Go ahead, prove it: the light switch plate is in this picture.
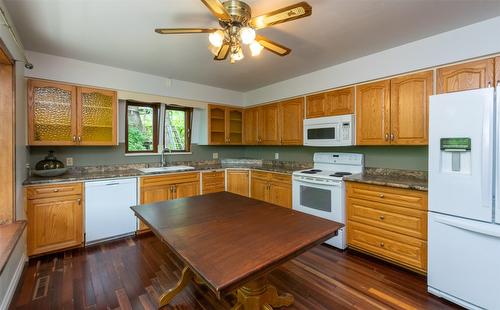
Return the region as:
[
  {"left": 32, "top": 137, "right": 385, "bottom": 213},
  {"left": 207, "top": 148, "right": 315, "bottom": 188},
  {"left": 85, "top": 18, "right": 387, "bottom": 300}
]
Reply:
[
  {"left": 213, "top": 153, "right": 219, "bottom": 159},
  {"left": 275, "top": 153, "right": 279, "bottom": 160},
  {"left": 66, "top": 157, "right": 74, "bottom": 167}
]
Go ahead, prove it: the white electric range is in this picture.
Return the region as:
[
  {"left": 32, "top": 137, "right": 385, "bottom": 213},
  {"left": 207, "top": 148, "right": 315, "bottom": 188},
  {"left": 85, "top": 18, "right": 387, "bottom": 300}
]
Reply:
[{"left": 292, "top": 153, "right": 364, "bottom": 249}]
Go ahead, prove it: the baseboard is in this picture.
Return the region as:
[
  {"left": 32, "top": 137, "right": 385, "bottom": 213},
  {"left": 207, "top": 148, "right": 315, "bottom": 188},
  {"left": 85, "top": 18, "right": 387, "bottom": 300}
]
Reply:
[{"left": 0, "top": 253, "right": 27, "bottom": 310}]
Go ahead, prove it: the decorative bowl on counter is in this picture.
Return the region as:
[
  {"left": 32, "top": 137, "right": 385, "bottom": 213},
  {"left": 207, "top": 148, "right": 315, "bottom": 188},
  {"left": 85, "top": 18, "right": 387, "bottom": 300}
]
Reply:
[{"left": 32, "top": 167, "right": 69, "bottom": 177}]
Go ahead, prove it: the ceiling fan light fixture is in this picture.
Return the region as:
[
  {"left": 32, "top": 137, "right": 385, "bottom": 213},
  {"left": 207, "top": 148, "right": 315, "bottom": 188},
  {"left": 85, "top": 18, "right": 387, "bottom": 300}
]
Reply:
[
  {"left": 230, "top": 47, "right": 244, "bottom": 63},
  {"left": 249, "top": 40, "right": 264, "bottom": 56},
  {"left": 208, "top": 30, "right": 224, "bottom": 47},
  {"left": 240, "top": 27, "right": 256, "bottom": 45},
  {"left": 208, "top": 43, "right": 221, "bottom": 56}
]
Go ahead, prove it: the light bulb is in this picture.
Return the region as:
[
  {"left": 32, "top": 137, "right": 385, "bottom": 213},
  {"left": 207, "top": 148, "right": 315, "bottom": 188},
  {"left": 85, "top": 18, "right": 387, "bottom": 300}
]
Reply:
[
  {"left": 231, "top": 48, "right": 244, "bottom": 61},
  {"left": 209, "top": 30, "right": 224, "bottom": 47},
  {"left": 240, "top": 27, "right": 255, "bottom": 45},
  {"left": 208, "top": 43, "right": 220, "bottom": 56},
  {"left": 249, "top": 41, "right": 264, "bottom": 56}
]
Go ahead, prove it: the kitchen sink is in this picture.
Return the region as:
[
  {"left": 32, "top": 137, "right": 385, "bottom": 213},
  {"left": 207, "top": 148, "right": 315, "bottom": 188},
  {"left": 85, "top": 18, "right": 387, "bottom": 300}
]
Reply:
[{"left": 138, "top": 166, "right": 195, "bottom": 173}]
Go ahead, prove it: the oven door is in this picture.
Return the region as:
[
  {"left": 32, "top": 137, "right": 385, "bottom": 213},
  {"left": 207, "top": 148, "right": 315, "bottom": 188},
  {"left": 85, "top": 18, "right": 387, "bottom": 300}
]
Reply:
[
  {"left": 303, "top": 123, "right": 340, "bottom": 146},
  {"left": 292, "top": 177, "right": 343, "bottom": 223}
]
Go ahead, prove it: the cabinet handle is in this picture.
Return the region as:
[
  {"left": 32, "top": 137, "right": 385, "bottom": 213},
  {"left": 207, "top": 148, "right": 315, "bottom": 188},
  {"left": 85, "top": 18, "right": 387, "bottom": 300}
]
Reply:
[
  {"left": 72, "top": 135, "right": 77, "bottom": 142},
  {"left": 379, "top": 194, "right": 384, "bottom": 198},
  {"left": 488, "top": 81, "right": 492, "bottom": 88},
  {"left": 78, "top": 136, "right": 82, "bottom": 142},
  {"left": 77, "top": 198, "right": 81, "bottom": 205},
  {"left": 390, "top": 133, "right": 395, "bottom": 141},
  {"left": 497, "top": 80, "right": 500, "bottom": 87},
  {"left": 380, "top": 242, "right": 385, "bottom": 247},
  {"left": 53, "top": 189, "right": 60, "bottom": 192},
  {"left": 379, "top": 215, "right": 385, "bottom": 220},
  {"left": 384, "top": 133, "right": 389, "bottom": 141}
]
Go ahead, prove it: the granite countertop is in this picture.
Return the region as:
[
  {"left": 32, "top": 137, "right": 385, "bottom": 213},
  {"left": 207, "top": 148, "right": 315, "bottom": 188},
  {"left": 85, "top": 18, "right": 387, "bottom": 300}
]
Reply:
[
  {"left": 343, "top": 168, "right": 428, "bottom": 191},
  {"left": 23, "top": 160, "right": 313, "bottom": 185}
]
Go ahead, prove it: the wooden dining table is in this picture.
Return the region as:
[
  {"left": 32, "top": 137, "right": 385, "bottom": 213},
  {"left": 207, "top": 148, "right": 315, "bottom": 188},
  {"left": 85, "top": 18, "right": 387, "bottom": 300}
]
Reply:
[{"left": 131, "top": 191, "right": 343, "bottom": 310}]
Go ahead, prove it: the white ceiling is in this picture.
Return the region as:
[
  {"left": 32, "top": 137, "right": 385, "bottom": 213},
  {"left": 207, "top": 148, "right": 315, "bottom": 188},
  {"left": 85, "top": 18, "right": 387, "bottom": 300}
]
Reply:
[{"left": 5, "top": 0, "right": 500, "bottom": 92}]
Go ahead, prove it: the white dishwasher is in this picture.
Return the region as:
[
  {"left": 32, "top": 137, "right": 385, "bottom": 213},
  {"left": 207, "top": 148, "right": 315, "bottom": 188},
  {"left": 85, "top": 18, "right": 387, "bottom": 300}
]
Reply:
[{"left": 85, "top": 178, "right": 138, "bottom": 245}]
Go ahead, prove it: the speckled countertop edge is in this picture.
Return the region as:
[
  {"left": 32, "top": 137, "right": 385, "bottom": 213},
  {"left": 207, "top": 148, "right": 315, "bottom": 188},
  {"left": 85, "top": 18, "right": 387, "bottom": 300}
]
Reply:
[{"left": 343, "top": 168, "right": 428, "bottom": 191}]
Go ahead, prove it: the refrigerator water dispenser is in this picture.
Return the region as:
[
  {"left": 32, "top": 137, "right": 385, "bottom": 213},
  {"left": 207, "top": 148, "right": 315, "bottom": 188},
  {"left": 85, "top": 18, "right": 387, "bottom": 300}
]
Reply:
[{"left": 440, "top": 138, "right": 471, "bottom": 173}]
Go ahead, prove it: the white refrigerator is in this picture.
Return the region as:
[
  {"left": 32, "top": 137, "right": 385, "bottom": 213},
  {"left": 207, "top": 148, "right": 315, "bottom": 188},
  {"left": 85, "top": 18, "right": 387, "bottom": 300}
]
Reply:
[{"left": 428, "top": 88, "right": 500, "bottom": 310}]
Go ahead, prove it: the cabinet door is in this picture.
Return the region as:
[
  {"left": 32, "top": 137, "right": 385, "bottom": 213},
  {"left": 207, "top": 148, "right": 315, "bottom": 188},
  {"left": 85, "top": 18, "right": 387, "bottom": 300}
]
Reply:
[
  {"left": 243, "top": 108, "right": 259, "bottom": 144},
  {"left": 279, "top": 98, "right": 304, "bottom": 145},
  {"left": 27, "top": 195, "right": 83, "bottom": 256},
  {"left": 139, "top": 185, "right": 172, "bottom": 231},
  {"left": 227, "top": 170, "right": 249, "bottom": 197},
  {"left": 251, "top": 177, "right": 268, "bottom": 202},
  {"left": 305, "top": 93, "right": 326, "bottom": 118},
  {"left": 258, "top": 103, "right": 280, "bottom": 145},
  {"left": 227, "top": 108, "right": 243, "bottom": 144},
  {"left": 390, "top": 71, "right": 433, "bottom": 145},
  {"left": 496, "top": 56, "right": 500, "bottom": 87},
  {"left": 437, "top": 58, "right": 494, "bottom": 94},
  {"left": 356, "top": 80, "right": 391, "bottom": 145},
  {"left": 269, "top": 182, "right": 292, "bottom": 208},
  {"left": 325, "top": 87, "right": 355, "bottom": 116},
  {"left": 28, "top": 80, "right": 78, "bottom": 145},
  {"left": 208, "top": 105, "right": 227, "bottom": 144},
  {"left": 77, "top": 87, "right": 117, "bottom": 145},
  {"left": 174, "top": 181, "right": 200, "bottom": 199}
]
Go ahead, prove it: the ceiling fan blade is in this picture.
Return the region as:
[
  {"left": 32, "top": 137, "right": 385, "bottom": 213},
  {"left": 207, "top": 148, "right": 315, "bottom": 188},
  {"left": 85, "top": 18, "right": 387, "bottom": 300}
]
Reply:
[
  {"left": 255, "top": 35, "right": 291, "bottom": 56},
  {"left": 200, "top": 0, "right": 232, "bottom": 22},
  {"left": 155, "top": 28, "right": 219, "bottom": 34},
  {"left": 214, "top": 43, "right": 230, "bottom": 61},
  {"left": 249, "top": 2, "right": 312, "bottom": 29}
]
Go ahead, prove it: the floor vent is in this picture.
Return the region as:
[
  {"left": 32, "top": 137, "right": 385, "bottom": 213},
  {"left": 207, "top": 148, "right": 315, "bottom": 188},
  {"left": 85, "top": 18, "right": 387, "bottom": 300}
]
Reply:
[{"left": 32, "top": 275, "right": 50, "bottom": 300}]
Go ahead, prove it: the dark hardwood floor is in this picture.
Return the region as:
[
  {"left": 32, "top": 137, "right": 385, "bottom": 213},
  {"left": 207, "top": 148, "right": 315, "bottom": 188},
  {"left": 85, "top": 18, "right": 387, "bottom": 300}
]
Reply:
[{"left": 10, "top": 233, "right": 461, "bottom": 310}]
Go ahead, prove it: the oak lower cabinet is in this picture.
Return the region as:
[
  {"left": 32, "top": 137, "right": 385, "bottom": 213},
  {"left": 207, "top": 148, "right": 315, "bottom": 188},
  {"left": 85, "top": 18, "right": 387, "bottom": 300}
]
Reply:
[
  {"left": 437, "top": 58, "right": 495, "bottom": 94},
  {"left": 356, "top": 71, "right": 433, "bottom": 146},
  {"left": 139, "top": 172, "right": 200, "bottom": 231},
  {"left": 250, "top": 171, "right": 292, "bottom": 208},
  {"left": 201, "top": 170, "right": 225, "bottom": 194},
  {"left": 346, "top": 182, "right": 428, "bottom": 274},
  {"left": 26, "top": 182, "right": 84, "bottom": 256},
  {"left": 226, "top": 169, "right": 249, "bottom": 197}
]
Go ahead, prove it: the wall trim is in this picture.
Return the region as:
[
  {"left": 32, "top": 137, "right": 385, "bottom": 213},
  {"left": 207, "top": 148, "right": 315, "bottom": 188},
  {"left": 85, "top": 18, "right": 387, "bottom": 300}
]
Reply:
[{"left": 0, "top": 252, "right": 27, "bottom": 310}]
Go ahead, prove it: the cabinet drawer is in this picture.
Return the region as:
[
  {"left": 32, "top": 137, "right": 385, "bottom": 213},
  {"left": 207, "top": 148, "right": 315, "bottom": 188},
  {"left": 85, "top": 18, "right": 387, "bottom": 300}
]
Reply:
[
  {"left": 346, "top": 182, "right": 427, "bottom": 211},
  {"left": 347, "top": 197, "right": 427, "bottom": 239},
  {"left": 251, "top": 170, "right": 270, "bottom": 180},
  {"left": 202, "top": 184, "right": 225, "bottom": 194},
  {"left": 141, "top": 172, "right": 200, "bottom": 187},
  {"left": 269, "top": 172, "right": 291, "bottom": 184},
  {"left": 202, "top": 171, "right": 225, "bottom": 184},
  {"left": 347, "top": 221, "right": 427, "bottom": 272},
  {"left": 26, "top": 182, "right": 83, "bottom": 199}
]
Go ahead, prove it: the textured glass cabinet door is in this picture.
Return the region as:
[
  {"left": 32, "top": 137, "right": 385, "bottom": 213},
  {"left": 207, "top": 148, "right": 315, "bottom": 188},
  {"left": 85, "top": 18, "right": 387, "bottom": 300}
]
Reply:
[
  {"left": 28, "top": 80, "right": 77, "bottom": 145},
  {"left": 77, "top": 87, "right": 117, "bottom": 145}
]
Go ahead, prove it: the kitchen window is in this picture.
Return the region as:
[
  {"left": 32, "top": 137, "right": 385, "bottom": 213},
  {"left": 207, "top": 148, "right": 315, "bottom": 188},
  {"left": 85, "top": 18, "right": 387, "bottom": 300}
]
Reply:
[
  {"left": 164, "top": 106, "right": 192, "bottom": 152},
  {"left": 125, "top": 101, "right": 159, "bottom": 153}
]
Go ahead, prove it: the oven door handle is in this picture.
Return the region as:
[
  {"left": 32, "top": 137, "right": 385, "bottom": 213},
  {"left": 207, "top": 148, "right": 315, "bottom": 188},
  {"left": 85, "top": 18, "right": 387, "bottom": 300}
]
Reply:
[{"left": 294, "top": 178, "right": 342, "bottom": 187}]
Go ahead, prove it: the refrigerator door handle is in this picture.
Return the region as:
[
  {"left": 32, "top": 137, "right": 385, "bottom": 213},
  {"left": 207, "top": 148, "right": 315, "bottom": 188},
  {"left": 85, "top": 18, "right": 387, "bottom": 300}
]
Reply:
[
  {"left": 434, "top": 215, "right": 500, "bottom": 238},
  {"left": 481, "top": 95, "right": 494, "bottom": 210}
]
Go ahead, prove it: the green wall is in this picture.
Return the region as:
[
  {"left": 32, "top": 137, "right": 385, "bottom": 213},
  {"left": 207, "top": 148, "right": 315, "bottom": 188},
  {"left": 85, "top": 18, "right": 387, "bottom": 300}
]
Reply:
[{"left": 29, "top": 144, "right": 428, "bottom": 171}]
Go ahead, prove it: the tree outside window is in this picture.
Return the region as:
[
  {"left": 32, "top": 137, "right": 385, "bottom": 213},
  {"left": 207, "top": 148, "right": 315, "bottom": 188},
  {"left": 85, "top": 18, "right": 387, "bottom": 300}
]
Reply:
[
  {"left": 126, "top": 101, "right": 159, "bottom": 153},
  {"left": 164, "top": 106, "right": 192, "bottom": 152}
]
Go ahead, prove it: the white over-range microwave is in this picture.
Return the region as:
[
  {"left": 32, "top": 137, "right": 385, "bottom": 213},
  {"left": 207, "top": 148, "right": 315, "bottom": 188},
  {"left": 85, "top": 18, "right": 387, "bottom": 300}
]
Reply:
[{"left": 303, "top": 114, "right": 355, "bottom": 146}]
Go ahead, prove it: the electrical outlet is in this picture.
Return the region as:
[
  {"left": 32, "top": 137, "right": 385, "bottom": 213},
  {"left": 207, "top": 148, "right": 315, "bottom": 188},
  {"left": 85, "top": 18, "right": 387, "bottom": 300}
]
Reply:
[
  {"left": 274, "top": 153, "right": 279, "bottom": 160},
  {"left": 213, "top": 152, "right": 219, "bottom": 159},
  {"left": 66, "top": 157, "right": 74, "bottom": 167}
]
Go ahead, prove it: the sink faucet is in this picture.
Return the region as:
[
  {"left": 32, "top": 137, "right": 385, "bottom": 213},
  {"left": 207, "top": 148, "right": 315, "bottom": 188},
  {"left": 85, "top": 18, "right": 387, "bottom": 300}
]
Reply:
[{"left": 160, "top": 148, "right": 171, "bottom": 167}]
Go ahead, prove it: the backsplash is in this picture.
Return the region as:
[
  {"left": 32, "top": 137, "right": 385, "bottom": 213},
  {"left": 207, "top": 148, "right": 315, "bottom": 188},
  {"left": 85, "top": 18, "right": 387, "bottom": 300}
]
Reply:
[{"left": 29, "top": 144, "right": 428, "bottom": 171}]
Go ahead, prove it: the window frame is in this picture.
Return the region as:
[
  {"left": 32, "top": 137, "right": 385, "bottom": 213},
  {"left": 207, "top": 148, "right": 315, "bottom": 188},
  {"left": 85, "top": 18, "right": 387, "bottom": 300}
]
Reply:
[
  {"left": 163, "top": 105, "right": 193, "bottom": 153},
  {"left": 125, "top": 100, "right": 159, "bottom": 154}
]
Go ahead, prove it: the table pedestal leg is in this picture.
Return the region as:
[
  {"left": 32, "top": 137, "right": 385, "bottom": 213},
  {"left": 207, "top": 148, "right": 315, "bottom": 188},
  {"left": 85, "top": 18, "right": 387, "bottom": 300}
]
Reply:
[
  {"left": 158, "top": 266, "right": 194, "bottom": 308},
  {"left": 231, "top": 276, "right": 294, "bottom": 310}
]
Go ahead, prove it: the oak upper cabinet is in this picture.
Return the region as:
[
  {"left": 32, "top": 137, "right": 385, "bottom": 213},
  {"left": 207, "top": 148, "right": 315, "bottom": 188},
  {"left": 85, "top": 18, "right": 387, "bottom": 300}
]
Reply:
[
  {"left": 28, "top": 80, "right": 78, "bottom": 145},
  {"left": 227, "top": 169, "right": 249, "bottom": 197},
  {"left": 28, "top": 79, "right": 117, "bottom": 146},
  {"left": 279, "top": 98, "right": 304, "bottom": 145},
  {"left": 356, "top": 80, "right": 391, "bottom": 145},
  {"left": 390, "top": 71, "right": 433, "bottom": 145},
  {"left": 26, "top": 183, "right": 83, "bottom": 256},
  {"left": 77, "top": 87, "right": 117, "bottom": 145},
  {"left": 496, "top": 56, "right": 500, "bottom": 87},
  {"left": 208, "top": 104, "right": 243, "bottom": 145},
  {"left": 243, "top": 107, "right": 259, "bottom": 144},
  {"left": 437, "top": 58, "right": 494, "bottom": 94},
  {"left": 306, "top": 87, "right": 354, "bottom": 118},
  {"left": 258, "top": 103, "right": 280, "bottom": 145}
]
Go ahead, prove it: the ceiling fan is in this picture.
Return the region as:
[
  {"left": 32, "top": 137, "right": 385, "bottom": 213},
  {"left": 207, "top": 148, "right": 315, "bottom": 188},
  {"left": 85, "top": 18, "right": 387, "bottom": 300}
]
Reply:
[{"left": 155, "top": 0, "right": 312, "bottom": 63}]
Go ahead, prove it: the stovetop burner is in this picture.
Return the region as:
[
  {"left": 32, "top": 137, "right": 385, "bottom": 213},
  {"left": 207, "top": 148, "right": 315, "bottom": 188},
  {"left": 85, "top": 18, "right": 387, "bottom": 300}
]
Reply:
[
  {"left": 330, "top": 172, "right": 353, "bottom": 177},
  {"left": 301, "top": 169, "right": 322, "bottom": 174}
]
